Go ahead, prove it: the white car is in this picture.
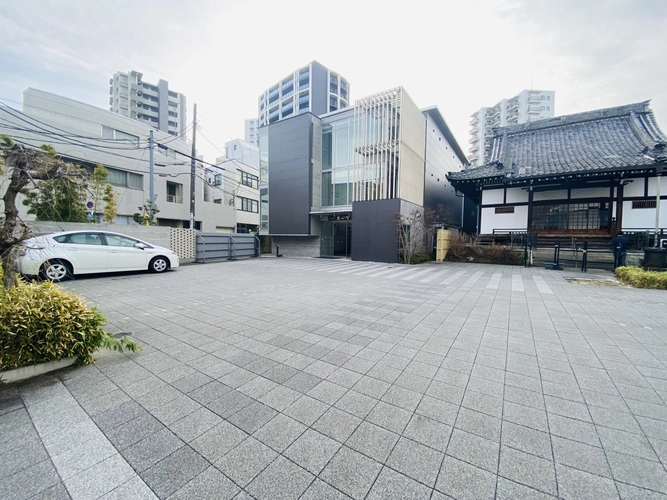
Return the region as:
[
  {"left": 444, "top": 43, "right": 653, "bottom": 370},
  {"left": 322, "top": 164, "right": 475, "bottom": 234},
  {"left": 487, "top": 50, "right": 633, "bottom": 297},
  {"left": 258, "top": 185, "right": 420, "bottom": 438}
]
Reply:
[{"left": 19, "top": 231, "right": 180, "bottom": 281}]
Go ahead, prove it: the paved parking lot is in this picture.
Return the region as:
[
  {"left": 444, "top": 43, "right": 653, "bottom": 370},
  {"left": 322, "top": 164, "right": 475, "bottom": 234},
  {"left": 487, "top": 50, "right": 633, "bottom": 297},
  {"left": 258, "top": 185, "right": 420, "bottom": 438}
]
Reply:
[{"left": 2, "top": 258, "right": 667, "bottom": 499}]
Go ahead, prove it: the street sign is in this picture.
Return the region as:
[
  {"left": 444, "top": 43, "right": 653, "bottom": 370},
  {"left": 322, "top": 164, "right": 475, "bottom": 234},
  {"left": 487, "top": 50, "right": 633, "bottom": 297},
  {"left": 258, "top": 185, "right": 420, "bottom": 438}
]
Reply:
[{"left": 86, "top": 201, "right": 94, "bottom": 209}]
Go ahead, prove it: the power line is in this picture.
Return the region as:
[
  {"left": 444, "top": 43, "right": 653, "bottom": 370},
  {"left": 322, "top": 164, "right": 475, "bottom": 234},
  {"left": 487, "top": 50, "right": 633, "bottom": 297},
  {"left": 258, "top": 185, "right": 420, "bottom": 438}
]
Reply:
[{"left": 2, "top": 114, "right": 247, "bottom": 189}]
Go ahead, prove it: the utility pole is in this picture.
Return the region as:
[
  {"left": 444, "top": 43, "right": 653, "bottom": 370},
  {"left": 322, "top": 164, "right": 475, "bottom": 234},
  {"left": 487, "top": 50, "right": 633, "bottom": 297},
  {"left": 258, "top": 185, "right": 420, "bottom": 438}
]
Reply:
[
  {"left": 190, "top": 104, "right": 197, "bottom": 229},
  {"left": 148, "top": 129, "right": 155, "bottom": 222}
]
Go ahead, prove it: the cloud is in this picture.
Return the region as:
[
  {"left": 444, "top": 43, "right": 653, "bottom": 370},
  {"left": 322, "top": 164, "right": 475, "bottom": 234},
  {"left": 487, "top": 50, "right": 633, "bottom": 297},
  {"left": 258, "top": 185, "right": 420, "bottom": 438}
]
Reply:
[{"left": 1, "top": 0, "right": 666, "bottom": 163}]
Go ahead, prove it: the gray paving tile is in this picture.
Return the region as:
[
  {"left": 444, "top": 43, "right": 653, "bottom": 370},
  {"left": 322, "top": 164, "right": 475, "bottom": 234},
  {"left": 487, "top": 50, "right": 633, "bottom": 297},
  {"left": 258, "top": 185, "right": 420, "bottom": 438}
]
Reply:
[
  {"left": 320, "top": 446, "right": 382, "bottom": 500},
  {"left": 606, "top": 450, "right": 667, "bottom": 494},
  {"left": 215, "top": 437, "right": 277, "bottom": 487},
  {"left": 283, "top": 395, "right": 329, "bottom": 426},
  {"left": 403, "top": 413, "right": 452, "bottom": 452},
  {"left": 313, "top": 407, "right": 362, "bottom": 443},
  {"left": 347, "top": 421, "right": 399, "bottom": 462},
  {"left": 252, "top": 413, "right": 306, "bottom": 453},
  {"left": 552, "top": 436, "right": 612, "bottom": 478},
  {"left": 64, "top": 454, "right": 136, "bottom": 500},
  {"left": 122, "top": 428, "right": 184, "bottom": 472},
  {"left": 284, "top": 371, "right": 323, "bottom": 393},
  {"left": 141, "top": 446, "right": 209, "bottom": 499},
  {"left": 334, "top": 390, "right": 378, "bottom": 418},
  {"left": 501, "top": 420, "right": 552, "bottom": 459},
  {"left": 366, "top": 467, "right": 432, "bottom": 499},
  {"left": 169, "top": 407, "right": 222, "bottom": 442},
  {"left": 455, "top": 406, "right": 502, "bottom": 442},
  {"left": 0, "top": 459, "right": 61, "bottom": 500},
  {"left": 258, "top": 385, "right": 301, "bottom": 411},
  {"left": 386, "top": 437, "right": 443, "bottom": 487},
  {"left": 301, "top": 479, "right": 352, "bottom": 500},
  {"left": 307, "top": 380, "right": 347, "bottom": 405},
  {"left": 227, "top": 400, "right": 278, "bottom": 434},
  {"left": 446, "top": 429, "right": 500, "bottom": 474},
  {"left": 246, "top": 456, "right": 314, "bottom": 500},
  {"left": 495, "top": 477, "right": 557, "bottom": 499},
  {"left": 415, "top": 395, "right": 459, "bottom": 425},
  {"left": 105, "top": 413, "right": 164, "bottom": 450},
  {"left": 98, "top": 475, "right": 157, "bottom": 499},
  {"left": 555, "top": 463, "right": 620, "bottom": 500},
  {"left": 284, "top": 428, "right": 341, "bottom": 474},
  {"left": 435, "top": 455, "right": 496, "bottom": 500},
  {"left": 190, "top": 421, "right": 248, "bottom": 462},
  {"left": 207, "top": 390, "right": 253, "bottom": 418},
  {"left": 499, "top": 445, "right": 557, "bottom": 495},
  {"left": 366, "top": 401, "right": 412, "bottom": 434},
  {"left": 0, "top": 437, "right": 48, "bottom": 479}
]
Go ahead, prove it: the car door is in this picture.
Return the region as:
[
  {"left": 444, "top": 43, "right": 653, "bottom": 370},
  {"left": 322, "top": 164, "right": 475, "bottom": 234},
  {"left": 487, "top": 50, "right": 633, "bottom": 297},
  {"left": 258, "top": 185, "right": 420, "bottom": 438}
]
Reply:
[
  {"left": 61, "top": 232, "right": 108, "bottom": 273},
  {"left": 103, "top": 234, "right": 149, "bottom": 271}
]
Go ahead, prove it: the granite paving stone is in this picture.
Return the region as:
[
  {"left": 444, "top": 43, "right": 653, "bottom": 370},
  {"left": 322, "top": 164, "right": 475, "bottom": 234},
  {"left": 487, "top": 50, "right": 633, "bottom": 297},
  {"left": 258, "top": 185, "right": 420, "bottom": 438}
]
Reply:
[
  {"left": 320, "top": 446, "right": 383, "bottom": 499},
  {"left": 284, "top": 428, "right": 341, "bottom": 474},
  {"left": 215, "top": 437, "right": 278, "bottom": 487},
  {"left": 4, "top": 259, "right": 667, "bottom": 499}
]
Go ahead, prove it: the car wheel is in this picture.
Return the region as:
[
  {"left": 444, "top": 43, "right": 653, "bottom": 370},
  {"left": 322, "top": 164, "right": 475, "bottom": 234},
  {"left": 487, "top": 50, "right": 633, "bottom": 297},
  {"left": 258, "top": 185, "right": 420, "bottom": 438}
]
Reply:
[
  {"left": 149, "top": 256, "right": 169, "bottom": 273},
  {"left": 40, "top": 260, "right": 72, "bottom": 282}
]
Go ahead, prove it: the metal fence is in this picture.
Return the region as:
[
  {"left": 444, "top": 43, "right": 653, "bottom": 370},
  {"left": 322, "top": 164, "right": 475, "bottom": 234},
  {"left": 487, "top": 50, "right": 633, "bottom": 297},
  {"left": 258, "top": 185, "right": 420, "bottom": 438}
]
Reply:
[{"left": 195, "top": 233, "right": 260, "bottom": 263}]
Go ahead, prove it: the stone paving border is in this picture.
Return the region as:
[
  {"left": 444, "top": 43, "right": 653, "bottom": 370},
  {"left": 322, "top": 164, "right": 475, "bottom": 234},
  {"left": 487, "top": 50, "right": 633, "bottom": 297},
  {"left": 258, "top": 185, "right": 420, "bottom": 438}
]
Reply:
[{"left": 1, "top": 259, "right": 667, "bottom": 499}]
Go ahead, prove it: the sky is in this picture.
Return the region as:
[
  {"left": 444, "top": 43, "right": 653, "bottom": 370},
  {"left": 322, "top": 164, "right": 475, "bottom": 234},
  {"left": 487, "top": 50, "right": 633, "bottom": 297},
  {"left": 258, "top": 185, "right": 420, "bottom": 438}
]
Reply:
[{"left": 2, "top": 0, "right": 667, "bottom": 164}]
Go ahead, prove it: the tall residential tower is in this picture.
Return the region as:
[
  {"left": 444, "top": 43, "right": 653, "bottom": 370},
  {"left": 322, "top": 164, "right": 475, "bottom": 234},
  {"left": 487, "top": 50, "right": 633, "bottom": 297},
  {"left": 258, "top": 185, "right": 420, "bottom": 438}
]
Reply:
[
  {"left": 469, "top": 89, "right": 555, "bottom": 167},
  {"left": 258, "top": 61, "right": 349, "bottom": 126},
  {"left": 109, "top": 70, "right": 187, "bottom": 138}
]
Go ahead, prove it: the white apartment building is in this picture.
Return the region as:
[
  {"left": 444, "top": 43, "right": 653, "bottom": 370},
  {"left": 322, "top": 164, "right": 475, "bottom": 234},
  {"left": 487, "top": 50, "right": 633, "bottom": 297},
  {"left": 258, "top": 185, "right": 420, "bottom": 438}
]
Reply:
[
  {"left": 225, "top": 139, "right": 259, "bottom": 169},
  {"left": 213, "top": 157, "right": 260, "bottom": 233},
  {"left": 1, "top": 88, "right": 235, "bottom": 232},
  {"left": 109, "top": 70, "right": 187, "bottom": 138},
  {"left": 245, "top": 119, "right": 259, "bottom": 146},
  {"left": 258, "top": 61, "right": 349, "bottom": 127},
  {"left": 469, "top": 89, "right": 555, "bottom": 167}
]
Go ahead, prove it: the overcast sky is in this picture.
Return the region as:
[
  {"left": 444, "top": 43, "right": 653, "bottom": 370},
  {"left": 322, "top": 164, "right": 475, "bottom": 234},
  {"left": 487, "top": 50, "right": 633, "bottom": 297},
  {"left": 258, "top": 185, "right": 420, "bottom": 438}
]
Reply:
[{"left": 2, "top": 0, "right": 666, "bottom": 163}]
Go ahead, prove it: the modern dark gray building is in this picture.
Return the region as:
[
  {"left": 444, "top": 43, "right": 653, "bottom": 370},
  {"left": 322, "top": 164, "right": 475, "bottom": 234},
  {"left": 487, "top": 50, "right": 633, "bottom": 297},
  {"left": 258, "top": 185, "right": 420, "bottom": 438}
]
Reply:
[
  {"left": 259, "top": 86, "right": 468, "bottom": 263},
  {"left": 258, "top": 61, "right": 349, "bottom": 127}
]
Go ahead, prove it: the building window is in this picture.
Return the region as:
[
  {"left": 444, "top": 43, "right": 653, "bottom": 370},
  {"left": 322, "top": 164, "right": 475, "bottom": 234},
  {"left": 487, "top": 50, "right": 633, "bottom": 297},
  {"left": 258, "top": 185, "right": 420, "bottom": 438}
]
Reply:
[
  {"left": 546, "top": 106, "right": 551, "bottom": 111},
  {"left": 541, "top": 95, "right": 545, "bottom": 100},
  {"left": 632, "top": 199, "right": 657, "bottom": 209},
  {"left": 235, "top": 196, "right": 259, "bottom": 213},
  {"left": 101, "top": 127, "right": 140, "bottom": 147},
  {"left": 238, "top": 170, "right": 258, "bottom": 189},
  {"left": 547, "top": 95, "right": 551, "bottom": 101},
  {"left": 166, "top": 182, "right": 183, "bottom": 203},
  {"left": 97, "top": 166, "right": 143, "bottom": 190},
  {"left": 495, "top": 206, "right": 515, "bottom": 214}
]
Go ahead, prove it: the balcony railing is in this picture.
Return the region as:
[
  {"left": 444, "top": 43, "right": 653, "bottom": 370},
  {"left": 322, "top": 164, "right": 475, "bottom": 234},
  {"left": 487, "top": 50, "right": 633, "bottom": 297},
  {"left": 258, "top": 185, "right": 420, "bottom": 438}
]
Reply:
[{"left": 167, "top": 195, "right": 183, "bottom": 203}]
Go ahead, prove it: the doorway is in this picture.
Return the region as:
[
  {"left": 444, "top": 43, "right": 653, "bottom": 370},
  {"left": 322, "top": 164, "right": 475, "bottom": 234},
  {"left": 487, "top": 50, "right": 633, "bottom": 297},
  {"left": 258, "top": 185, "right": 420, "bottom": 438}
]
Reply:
[{"left": 321, "top": 220, "right": 352, "bottom": 257}]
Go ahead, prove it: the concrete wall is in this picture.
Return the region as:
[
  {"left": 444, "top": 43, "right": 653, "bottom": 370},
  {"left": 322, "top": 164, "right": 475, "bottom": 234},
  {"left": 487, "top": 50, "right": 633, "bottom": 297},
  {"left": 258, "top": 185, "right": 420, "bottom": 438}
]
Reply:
[
  {"left": 272, "top": 236, "right": 320, "bottom": 258},
  {"left": 424, "top": 113, "right": 464, "bottom": 226},
  {"left": 351, "top": 199, "right": 401, "bottom": 263},
  {"left": 29, "top": 221, "right": 172, "bottom": 249}
]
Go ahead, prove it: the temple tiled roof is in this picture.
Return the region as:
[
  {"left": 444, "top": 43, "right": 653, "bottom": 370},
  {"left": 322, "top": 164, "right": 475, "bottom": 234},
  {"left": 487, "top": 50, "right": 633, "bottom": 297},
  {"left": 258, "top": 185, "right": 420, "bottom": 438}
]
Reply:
[{"left": 450, "top": 101, "right": 667, "bottom": 182}]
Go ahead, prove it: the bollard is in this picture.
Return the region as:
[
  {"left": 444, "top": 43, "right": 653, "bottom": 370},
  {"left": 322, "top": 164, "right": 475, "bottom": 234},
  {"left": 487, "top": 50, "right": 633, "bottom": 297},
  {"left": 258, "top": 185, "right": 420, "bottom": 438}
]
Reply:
[{"left": 276, "top": 245, "right": 282, "bottom": 258}]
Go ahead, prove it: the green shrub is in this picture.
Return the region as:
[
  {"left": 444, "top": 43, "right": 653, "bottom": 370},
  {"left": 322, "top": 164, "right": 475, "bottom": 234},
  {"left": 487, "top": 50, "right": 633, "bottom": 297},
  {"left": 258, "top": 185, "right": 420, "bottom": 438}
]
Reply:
[
  {"left": 615, "top": 266, "right": 667, "bottom": 290},
  {"left": 0, "top": 276, "right": 140, "bottom": 371},
  {"left": 410, "top": 253, "right": 431, "bottom": 264}
]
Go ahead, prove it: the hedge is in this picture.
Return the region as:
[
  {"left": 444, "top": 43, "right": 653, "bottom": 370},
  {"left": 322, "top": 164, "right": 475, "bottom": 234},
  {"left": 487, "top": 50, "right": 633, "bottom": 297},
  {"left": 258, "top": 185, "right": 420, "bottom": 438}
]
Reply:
[
  {"left": 0, "top": 269, "right": 140, "bottom": 371},
  {"left": 615, "top": 266, "right": 667, "bottom": 290}
]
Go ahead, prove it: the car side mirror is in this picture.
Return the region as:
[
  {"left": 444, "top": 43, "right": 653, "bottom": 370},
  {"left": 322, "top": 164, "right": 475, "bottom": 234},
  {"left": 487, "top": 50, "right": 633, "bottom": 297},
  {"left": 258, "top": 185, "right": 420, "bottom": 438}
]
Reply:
[{"left": 135, "top": 243, "right": 147, "bottom": 250}]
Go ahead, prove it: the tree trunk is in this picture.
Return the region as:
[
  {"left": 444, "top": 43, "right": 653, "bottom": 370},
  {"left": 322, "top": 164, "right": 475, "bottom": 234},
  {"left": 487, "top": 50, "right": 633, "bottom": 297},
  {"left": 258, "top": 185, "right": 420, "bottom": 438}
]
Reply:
[{"left": 2, "top": 246, "right": 20, "bottom": 290}]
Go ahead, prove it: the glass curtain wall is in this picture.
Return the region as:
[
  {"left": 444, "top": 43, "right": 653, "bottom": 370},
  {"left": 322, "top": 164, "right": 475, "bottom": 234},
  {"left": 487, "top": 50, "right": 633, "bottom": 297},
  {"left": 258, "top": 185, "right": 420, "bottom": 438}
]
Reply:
[
  {"left": 259, "top": 128, "right": 269, "bottom": 232},
  {"left": 321, "top": 119, "right": 354, "bottom": 207}
]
